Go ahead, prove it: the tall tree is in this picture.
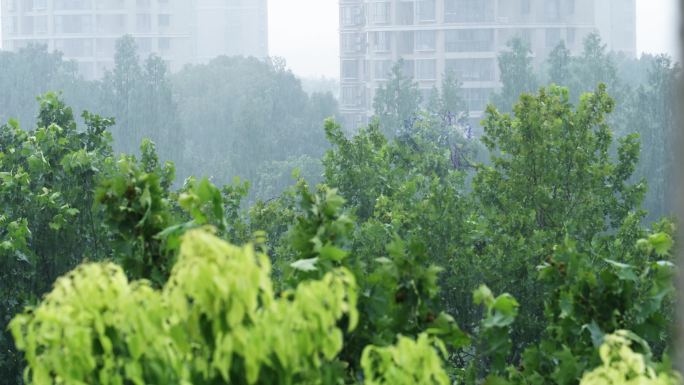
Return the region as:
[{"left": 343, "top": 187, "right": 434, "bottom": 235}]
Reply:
[
  {"left": 491, "top": 38, "right": 538, "bottom": 112},
  {"left": 625, "top": 55, "right": 680, "bottom": 220},
  {"left": 372, "top": 60, "right": 422, "bottom": 135},
  {"left": 474, "top": 84, "right": 646, "bottom": 352},
  {"left": 100, "top": 35, "right": 143, "bottom": 154},
  {"left": 547, "top": 40, "right": 572, "bottom": 86}
]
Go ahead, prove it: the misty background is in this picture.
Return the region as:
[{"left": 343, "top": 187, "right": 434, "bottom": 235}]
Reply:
[{"left": 270, "top": 0, "right": 678, "bottom": 78}]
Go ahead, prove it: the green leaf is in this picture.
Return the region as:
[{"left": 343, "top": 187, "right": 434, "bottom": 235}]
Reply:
[
  {"left": 647, "top": 232, "right": 672, "bottom": 256},
  {"left": 290, "top": 257, "right": 319, "bottom": 272}
]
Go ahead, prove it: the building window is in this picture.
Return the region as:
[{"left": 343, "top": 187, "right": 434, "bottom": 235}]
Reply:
[
  {"left": 415, "top": 30, "right": 435, "bottom": 51},
  {"left": 341, "top": 5, "right": 362, "bottom": 27},
  {"left": 546, "top": 28, "right": 561, "bottom": 48},
  {"left": 158, "top": 37, "right": 171, "bottom": 51},
  {"left": 341, "top": 33, "right": 361, "bottom": 54},
  {"left": 21, "top": 16, "right": 34, "bottom": 35},
  {"left": 137, "top": 14, "right": 151, "bottom": 33},
  {"left": 566, "top": 0, "right": 575, "bottom": 14},
  {"left": 55, "top": 0, "right": 92, "bottom": 10},
  {"left": 397, "top": 31, "right": 414, "bottom": 55},
  {"left": 96, "top": 14, "right": 126, "bottom": 34},
  {"left": 416, "top": 59, "right": 436, "bottom": 80},
  {"left": 342, "top": 60, "right": 359, "bottom": 79},
  {"left": 6, "top": 17, "right": 17, "bottom": 34},
  {"left": 521, "top": 0, "right": 531, "bottom": 15},
  {"left": 397, "top": 1, "right": 414, "bottom": 25},
  {"left": 373, "top": 2, "right": 391, "bottom": 24},
  {"left": 158, "top": 14, "right": 170, "bottom": 27},
  {"left": 545, "top": 0, "right": 560, "bottom": 21},
  {"left": 463, "top": 88, "right": 493, "bottom": 111},
  {"left": 136, "top": 0, "right": 150, "bottom": 8},
  {"left": 520, "top": 29, "right": 533, "bottom": 47},
  {"left": 34, "top": 15, "right": 48, "bottom": 34},
  {"left": 95, "top": 0, "right": 124, "bottom": 10},
  {"left": 445, "top": 29, "right": 494, "bottom": 52},
  {"left": 341, "top": 86, "right": 362, "bottom": 107},
  {"left": 445, "top": 58, "right": 495, "bottom": 81},
  {"left": 416, "top": 0, "right": 435, "bottom": 22},
  {"left": 445, "top": 0, "right": 494, "bottom": 23},
  {"left": 567, "top": 28, "right": 576, "bottom": 46},
  {"left": 402, "top": 59, "right": 415, "bottom": 78},
  {"left": 136, "top": 37, "right": 152, "bottom": 55},
  {"left": 96, "top": 38, "right": 116, "bottom": 56},
  {"left": 55, "top": 15, "right": 92, "bottom": 33},
  {"left": 34, "top": 0, "right": 47, "bottom": 10},
  {"left": 374, "top": 60, "right": 392, "bottom": 80},
  {"left": 372, "top": 31, "right": 391, "bottom": 52},
  {"left": 54, "top": 39, "right": 93, "bottom": 57}
]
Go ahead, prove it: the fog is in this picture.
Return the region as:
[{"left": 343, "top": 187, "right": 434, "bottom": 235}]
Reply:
[
  {"left": 268, "top": 0, "right": 678, "bottom": 78},
  {"left": 0, "top": 1, "right": 682, "bottom": 384}
]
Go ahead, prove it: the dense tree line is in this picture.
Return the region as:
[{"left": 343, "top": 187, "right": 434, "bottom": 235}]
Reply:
[
  {"left": 0, "top": 36, "right": 337, "bottom": 202},
  {"left": 1, "top": 89, "right": 679, "bottom": 385},
  {"left": 0, "top": 33, "right": 680, "bottom": 384}
]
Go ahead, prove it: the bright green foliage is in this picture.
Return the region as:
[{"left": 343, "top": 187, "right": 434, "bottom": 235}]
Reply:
[
  {"left": 96, "top": 139, "right": 176, "bottom": 285},
  {"left": 11, "top": 229, "right": 365, "bottom": 385},
  {"left": 246, "top": 170, "right": 468, "bottom": 377},
  {"left": 0, "top": 93, "right": 113, "bottom": 381},
  {"left": 10, "top": 263, "right": 176, "bottom": 385},
  {"left": 2, "top": 64, "right": 680, "bottom": 385},
  {"left": 474, "top": 84, "right": 646, "bottom": 350},
  {"left": 165, "top": 229, "right": 359, "bottom": 385},
  {"left": 579, "top": 331, "right": 681, "bottom": 385},
  {"left": 543, "top": 34, "right": 677, "bottom": 220},
  {"left": 321, "top": 118, "right": 474, "bottom": 358},
  {"left": 175, "top": 176, "right": 251, "bottom": 244},
  {"left": 511, "top": 229, "right": 677, "bottom": 385},
  {"left": 470, "top": 286, "right": 519, "bottom": 374},
  {"left": 286, "top": 183, "right": 354, "bottom": 280},
  {"left": 361, "top": 334, "right": 450, "bottom": 385}
]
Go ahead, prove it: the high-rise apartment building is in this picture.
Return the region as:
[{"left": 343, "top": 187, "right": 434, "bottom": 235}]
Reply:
[
  {"left": 1, "top": 0, "right": 268, "bottom": 79},
  {"left": 339, "top": 0, "right": 636, "bottom": 128}
]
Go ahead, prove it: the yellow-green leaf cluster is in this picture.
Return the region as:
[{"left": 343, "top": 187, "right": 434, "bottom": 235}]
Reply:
[
  {"left": 361, "top": 334, "right": 450, "bottom": 385},
  {"left": 580, "top": 331, "right": 681, "bottom": 385},
  {"left": 11, "top": 229, "right": 360, "bottom": 385}
]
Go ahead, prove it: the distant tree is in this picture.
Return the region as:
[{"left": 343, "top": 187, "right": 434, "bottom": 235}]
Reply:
[
  {"left": 433, "top": 69, "right": 467, "bottom": 122},
  {"left": 372, "top": 60, "right": 422, "bottom": 134},
  {"left": 0, "top": 45, "right": 93, "bottom": 126},
  {"left": 491, "top": 38, "right": 537, "bottom": 112},
  {"left": 172, "top": 55, "right": 337, "bottom": 192},
  {"left": 574, "top": 33, "right": 620, "bottom": 96},
  {"left": 624, "top": 55, "right": 680, "bottom": 220},
  {"left": 547, "top": 40, "right": 573, "bottom": 86},
  {"left": 99, "top": 36, "right": 183, "bottom": 168},
  {"left": 138, "top": 55, "right": 183, "bottom": 165},
  {"left": 100, "top": 35, "right": 143, "bottom": 153}
]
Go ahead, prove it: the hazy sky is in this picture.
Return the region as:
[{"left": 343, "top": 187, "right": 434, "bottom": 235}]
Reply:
[{"left": 269, "top": 0, "right": 680, "bottom": 79}]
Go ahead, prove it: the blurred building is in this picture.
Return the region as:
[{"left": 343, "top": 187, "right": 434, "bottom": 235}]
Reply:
[
  {"left": 0, "top": 0, "right": 269, "bottom": 79},
  {"left": 339, "top": 0, "right": 637, "bottom": 129}
]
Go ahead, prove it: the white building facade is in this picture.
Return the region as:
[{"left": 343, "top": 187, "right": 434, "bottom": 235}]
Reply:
[
  {"left": 1, "top": 0, "right": 268, "bottom": 79},
  {"left": 339, "top": 0, "right": 636, "bottom": 128}
]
